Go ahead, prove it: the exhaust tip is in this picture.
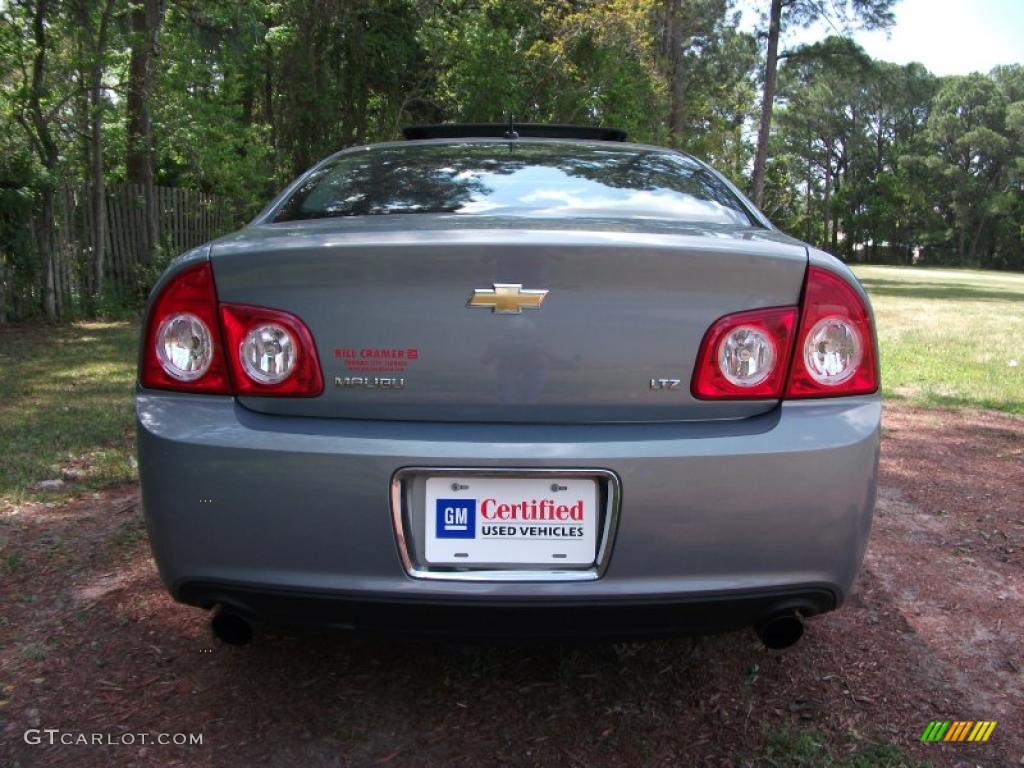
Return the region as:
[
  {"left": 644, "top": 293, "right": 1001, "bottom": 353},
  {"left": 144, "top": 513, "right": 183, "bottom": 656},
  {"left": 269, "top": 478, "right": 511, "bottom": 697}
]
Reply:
[
  {"left": 755, "top": 612, "right": 804, "bottom": 650},
  {"left": 211, "top": 610, "right": 253, "bottom": 646}
]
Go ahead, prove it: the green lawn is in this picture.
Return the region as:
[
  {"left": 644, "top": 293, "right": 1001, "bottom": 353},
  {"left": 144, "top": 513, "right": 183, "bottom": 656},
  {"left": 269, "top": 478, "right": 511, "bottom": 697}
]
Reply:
[
  {"left": 852, "top": 265, "right": 1024, "bottom": 415},
  {"left": 0, "top": 322, "right": 139, "bottom": 501}
]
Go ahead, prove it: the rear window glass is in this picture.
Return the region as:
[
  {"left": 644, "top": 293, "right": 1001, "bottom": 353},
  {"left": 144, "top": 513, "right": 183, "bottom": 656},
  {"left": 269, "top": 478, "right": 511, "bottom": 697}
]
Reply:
[{"left": 272, "top": 142, "right": 756, "bottom": 226}]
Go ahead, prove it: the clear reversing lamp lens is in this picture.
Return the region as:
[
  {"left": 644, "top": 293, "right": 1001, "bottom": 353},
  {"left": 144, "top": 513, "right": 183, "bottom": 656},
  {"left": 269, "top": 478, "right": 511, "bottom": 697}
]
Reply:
[
  {"left": 718, "top": 326, "right": 776, "bottom": 387},
  {"left": 804, "top": 316, "right": 862, "bottom": 385},
  {"left": 240, "top": 323, "right": 297, "bottom": 384},
  {"left": 156, "top": 312, "right": 214, "bottom": 381}
]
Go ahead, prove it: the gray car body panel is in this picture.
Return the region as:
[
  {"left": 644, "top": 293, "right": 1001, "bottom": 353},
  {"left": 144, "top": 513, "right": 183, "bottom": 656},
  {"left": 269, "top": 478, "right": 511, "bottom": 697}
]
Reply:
[
  {"left": 137, "top": 137, "right": 880, "bottom": 631},
  {"left": 210, "top": 217, "right": 807, "bottom": 422},
  {"left": 138, "top": 393, "right": 879, "bottom": 604}
]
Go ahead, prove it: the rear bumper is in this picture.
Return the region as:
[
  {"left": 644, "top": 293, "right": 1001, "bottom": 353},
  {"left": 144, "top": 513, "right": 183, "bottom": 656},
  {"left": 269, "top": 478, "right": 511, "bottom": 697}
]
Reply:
[
  {"left": 180, "top": 582, "right": 835, "bottom": 639},
  {"left": 137, "top": 393, "right": 880, "bottom": 632}
]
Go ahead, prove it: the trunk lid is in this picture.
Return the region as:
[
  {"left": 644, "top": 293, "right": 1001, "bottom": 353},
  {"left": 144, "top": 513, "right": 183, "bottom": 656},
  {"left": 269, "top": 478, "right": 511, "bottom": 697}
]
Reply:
[{"left": 210, "top": 216, "right": 807, "bottom": 422}]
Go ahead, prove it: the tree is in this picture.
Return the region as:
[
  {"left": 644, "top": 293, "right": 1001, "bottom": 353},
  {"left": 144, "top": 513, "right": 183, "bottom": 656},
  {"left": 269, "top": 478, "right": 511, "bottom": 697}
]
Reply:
[
  {"left": 660, "top": 0, "right": 727, "bottom": 145},
  {"left": 70, "top": 0, "right": 119, "bottom": 302},
  {"left": 658, "top": 0, "right": 757, "bottom": 177},
  {"left": 3, "top": 0, "right": 63, "bottom": 320},
  {"left": 269, "top": 0, "right": 420, "bottom": 174},
  {"left": 126, "top": 0, "right": 168, "bottom": 272},
  {"left": 749, "top": 0, "right": 896, "bottom": 207},
  {"left": 922, "top": 69, "right": 1021, "bottom": 267},
  {"left": 771, "top": 38, "right": 939, "bottom": 260},
  {"left": 154, "top": 1, "right": 278, "bottom": 210}
]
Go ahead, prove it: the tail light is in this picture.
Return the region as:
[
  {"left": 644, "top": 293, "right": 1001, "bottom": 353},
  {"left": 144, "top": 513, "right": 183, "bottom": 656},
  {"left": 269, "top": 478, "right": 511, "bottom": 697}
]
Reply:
[
  {"left": 140, "top": 263, "right": 231, "bottom": 394},
  {"left": 785, "top": 266, "right": 878, "bottom": 398},
  {"left": 692, "top": 265, "right": 877, "bottom": 400},
  {"left": 140, "top": 263, "right": 323, "bottom": 397},
  {"left": 691, "top": 307, "right": 798, "bottom": 398},
  {"left": 219, "top": 303, "right": 323, "bottom": 395}
]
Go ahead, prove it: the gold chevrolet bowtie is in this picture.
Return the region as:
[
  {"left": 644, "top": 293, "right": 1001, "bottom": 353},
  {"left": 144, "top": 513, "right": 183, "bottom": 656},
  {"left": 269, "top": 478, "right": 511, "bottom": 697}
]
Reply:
[{"left": 467, "top": 283, "right": 549, "bottom": 314}]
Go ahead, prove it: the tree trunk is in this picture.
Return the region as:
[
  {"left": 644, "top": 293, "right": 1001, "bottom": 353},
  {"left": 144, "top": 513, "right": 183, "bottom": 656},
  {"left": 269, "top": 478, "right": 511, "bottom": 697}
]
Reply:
[
  {"left": 262, "top": 4, "right": 278, "bottom": 151},
  {"left": 27, "top": 0, "right": 59, "bottom": 321},
  {"left": 957, "top": 211, "right": 967, "bottom": 262},
  {"left": 264, "top": 33, "right": 275, "bottom": 151},
  {"left": 830, "top": 164, "right": 840, "bottom": 254},
  {"left": 664, "top": 0, "right": 686, "bottom": 146},
  {"left": 84, "top": 0, "right": 117, "bottom": 302},
  {"left": 804, "top": 132, "right": 813, "bottom": 242},
  {"left": 355, "top": 96, "right": 368, "bottom": 146},
  {"left": 822, "top": 160, "right": 832, "bottom": 251},
  {"left": 750, "top": 0, "right": 782, "bottom": 207},
  {"left": 804, "top": 175, "right": 812, "bottom": 242},
  {"left": 74, "top": 60, "right": 93, "bottom": 300},
  {"left": 968, "top": 216, "right": 987, "bottom": 265},
  {"left": 126, "top": 0, "right": 166, "bottom": 272},
  {"left": 0, "top": 246, "right": 6, "bottom": 322},
  {"left": 89, "top": 95, "right": 106, "bottom": 301},
  {"left": 36, "top": 185, "right": 57, "bottom": 321}
]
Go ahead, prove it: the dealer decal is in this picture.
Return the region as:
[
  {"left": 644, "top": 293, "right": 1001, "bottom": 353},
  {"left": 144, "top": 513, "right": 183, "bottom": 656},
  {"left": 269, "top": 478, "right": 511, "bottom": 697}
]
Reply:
[{"left": 334, "top": 347, "right": 419, "bottom": 373}]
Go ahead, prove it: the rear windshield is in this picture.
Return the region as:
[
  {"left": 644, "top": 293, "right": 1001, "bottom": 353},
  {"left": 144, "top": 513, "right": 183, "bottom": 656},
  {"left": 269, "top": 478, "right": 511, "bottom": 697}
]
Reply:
[{"left": 272, "top": 142, "right": 757, "bottom": 226}]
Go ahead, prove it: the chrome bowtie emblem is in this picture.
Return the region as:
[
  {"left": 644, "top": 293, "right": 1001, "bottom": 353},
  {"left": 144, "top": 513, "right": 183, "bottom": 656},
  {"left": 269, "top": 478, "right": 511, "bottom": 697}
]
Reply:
[{"left": 467, "top": 283, "right": 549, "bottom": 314}]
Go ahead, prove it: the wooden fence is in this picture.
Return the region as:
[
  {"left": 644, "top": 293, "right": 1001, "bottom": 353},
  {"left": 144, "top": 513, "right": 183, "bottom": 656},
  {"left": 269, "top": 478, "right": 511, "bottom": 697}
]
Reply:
[{"left": 51, "top": 183, "right": 237, "bottom": 311}]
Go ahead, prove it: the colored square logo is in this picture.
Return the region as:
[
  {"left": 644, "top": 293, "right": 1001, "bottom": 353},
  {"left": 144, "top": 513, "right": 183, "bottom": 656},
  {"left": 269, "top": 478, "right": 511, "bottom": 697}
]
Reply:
[{"left": 435, "top": 498, "right": 476, "bottom": 539}]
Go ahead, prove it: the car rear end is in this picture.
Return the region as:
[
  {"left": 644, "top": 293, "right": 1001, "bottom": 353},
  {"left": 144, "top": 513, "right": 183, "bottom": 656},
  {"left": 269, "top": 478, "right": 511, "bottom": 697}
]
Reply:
[{"left": 136, "top": 138, "right": 880, "bottom": 644}]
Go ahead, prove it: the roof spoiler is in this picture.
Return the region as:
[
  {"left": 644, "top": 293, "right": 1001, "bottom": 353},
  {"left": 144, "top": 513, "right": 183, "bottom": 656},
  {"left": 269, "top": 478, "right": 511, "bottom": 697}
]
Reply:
[{"left": 402, "top": 123, "right": 628, "bottom": 142}]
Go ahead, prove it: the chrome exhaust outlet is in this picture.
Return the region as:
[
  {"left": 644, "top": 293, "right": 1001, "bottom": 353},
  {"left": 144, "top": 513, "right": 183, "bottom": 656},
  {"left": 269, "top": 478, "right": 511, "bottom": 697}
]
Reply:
[
  {"left": 754, "top": 612, "right": 804, "bottom": 650},
  {"left": 210, "top": 607, "right": 253, "bottom": 646}
]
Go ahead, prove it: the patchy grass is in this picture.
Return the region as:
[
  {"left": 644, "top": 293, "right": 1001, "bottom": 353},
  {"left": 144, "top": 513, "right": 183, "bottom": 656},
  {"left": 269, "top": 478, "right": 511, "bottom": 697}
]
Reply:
[
  {"left": 853, "top": 266, "right": 1024, "bottom": 415},
  {"left": 759, "top": 728, "right": 932, "bottom": 767},
  {"left": 0, "top": 321, "right": 139, "bottom": 501}
]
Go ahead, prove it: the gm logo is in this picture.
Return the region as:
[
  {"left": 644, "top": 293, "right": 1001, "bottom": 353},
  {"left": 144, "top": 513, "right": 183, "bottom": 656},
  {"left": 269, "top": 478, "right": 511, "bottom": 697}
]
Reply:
[{"left": 435, "top": 498, "right": 476, "bottom": 539}]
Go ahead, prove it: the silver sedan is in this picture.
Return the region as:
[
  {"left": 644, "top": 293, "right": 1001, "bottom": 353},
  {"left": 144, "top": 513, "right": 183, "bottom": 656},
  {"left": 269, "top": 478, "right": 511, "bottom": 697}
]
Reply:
[{"left": 137, "top": 125, "right": 880, "bottom": 648}]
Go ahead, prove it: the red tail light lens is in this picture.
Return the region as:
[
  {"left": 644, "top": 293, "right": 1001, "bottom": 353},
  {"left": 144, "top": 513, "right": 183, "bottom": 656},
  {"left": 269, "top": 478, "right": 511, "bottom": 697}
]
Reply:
[
  {"left": 691, "top": 307, "right": 798, "bottom": 399},
  {"left": 219, "top": 303, "right": 323, "bottom": 396},
  {"left": 691, "top": 266, "right": 877, "bottom": 401},
  {"left": 140, "top": 263, "right": 231, "bottom": 394},
  {"left": 786, "top": 266, "right": 878, "bottom": 398},
  {"left": 140, "top": 262, "right": 323, "bottom": 397}
]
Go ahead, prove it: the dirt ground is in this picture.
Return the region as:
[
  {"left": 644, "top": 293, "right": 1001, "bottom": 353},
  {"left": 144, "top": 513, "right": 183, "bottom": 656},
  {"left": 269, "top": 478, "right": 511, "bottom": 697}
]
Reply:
[{"left": 1, "top": 404, "right": 1021, "bottom": 768}]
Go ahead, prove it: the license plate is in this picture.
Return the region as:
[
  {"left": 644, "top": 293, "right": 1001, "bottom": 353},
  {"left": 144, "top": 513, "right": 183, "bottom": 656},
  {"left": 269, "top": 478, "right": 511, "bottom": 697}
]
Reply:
[{"left": 424, "top": 475, "right": 598, "bottom": 566}]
